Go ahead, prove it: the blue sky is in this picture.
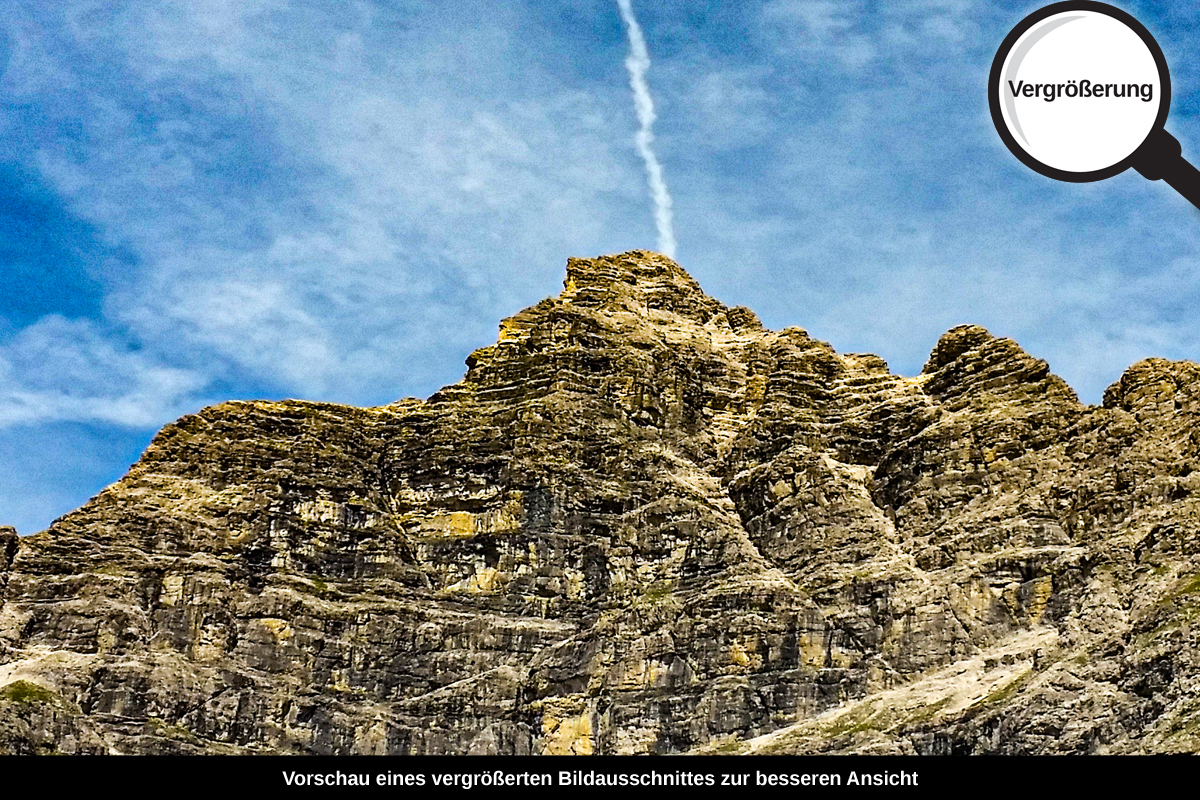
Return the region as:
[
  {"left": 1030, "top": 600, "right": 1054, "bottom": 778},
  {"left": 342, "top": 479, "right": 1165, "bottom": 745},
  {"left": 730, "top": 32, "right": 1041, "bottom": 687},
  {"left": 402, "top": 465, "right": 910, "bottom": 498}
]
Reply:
[{"left": 3, "top": 0, "right": 1200, "bottom": 534}]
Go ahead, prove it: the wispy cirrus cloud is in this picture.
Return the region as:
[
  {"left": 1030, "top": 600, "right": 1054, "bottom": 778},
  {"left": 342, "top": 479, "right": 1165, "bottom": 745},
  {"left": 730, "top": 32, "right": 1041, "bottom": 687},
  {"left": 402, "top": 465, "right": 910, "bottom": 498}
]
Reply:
[
  {"left": 1, "top": 0, "right": 648, "bottom": 416},
  {"left": 0, "top": 316, "right": 203, "bottom": 428}
]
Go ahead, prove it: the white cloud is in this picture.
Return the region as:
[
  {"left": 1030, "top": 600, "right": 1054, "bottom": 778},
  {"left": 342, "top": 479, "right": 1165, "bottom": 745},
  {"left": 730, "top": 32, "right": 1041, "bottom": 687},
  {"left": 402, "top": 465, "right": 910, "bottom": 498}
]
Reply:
[
  {"left": 0, "top": 317, "right": 204, "bottom": 428},
  {"left": 762, "top": 0, "right": 876, "bottom": 69}
]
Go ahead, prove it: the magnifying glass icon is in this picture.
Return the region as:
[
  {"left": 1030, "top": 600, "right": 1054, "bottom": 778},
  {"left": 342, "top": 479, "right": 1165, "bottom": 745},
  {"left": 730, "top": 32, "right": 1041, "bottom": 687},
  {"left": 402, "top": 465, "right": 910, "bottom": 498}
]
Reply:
[{"left": 989, "top": 1, "right": 1200, "bottom": 209}]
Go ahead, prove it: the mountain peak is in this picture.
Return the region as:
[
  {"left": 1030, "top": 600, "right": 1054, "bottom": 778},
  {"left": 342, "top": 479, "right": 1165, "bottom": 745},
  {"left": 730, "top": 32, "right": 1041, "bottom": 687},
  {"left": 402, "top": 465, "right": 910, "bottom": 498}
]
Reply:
[
  {"left": 560, "top": 250, "right": 724, "bottom": 324},
  {"left": 923, "top": 324, "right": 996, "bottom": 373},
  {"left": 1104, "top": 357, "right": 1200, "bottom": 415}
]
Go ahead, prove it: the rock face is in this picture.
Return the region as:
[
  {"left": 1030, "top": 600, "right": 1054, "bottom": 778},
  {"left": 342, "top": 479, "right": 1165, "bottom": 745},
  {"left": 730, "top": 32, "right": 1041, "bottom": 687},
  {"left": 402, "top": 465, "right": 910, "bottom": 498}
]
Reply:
[{"left": 2, "top": 250, "right": 1200, "bottom": 755}]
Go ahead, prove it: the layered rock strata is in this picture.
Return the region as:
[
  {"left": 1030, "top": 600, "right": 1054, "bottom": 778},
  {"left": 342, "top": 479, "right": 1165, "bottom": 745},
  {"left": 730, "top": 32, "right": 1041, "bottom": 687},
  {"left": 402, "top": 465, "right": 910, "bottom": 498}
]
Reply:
[{"left": 2, "top": 251, "right": 1199, "bottom": 755}]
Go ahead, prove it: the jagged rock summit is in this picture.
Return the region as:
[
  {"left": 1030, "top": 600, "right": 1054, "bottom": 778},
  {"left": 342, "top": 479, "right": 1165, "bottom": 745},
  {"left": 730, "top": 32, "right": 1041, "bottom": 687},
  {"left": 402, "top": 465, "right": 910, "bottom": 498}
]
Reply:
[{"left": 2, "top": 250, "right": 1200, "bottom": 755}]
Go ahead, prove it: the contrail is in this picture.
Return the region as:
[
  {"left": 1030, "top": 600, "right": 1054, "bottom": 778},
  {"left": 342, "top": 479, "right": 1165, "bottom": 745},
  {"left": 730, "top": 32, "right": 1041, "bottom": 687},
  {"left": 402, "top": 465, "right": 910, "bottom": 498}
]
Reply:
[{"left": 616, "top": 0, "right": 677, "bottom": 259}]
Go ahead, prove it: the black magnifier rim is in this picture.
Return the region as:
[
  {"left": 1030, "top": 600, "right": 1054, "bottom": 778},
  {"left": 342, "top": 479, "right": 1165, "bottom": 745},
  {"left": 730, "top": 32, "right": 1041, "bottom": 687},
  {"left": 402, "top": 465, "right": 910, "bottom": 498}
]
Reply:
[{"left": 988, "top": 0, "right": 1171, "bottom": 183}]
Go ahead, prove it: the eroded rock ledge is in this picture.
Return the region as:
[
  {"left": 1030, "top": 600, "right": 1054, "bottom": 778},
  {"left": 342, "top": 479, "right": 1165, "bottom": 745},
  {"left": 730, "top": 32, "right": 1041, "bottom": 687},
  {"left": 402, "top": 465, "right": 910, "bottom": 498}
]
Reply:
[{"left": 2, "top": 251, "right": 1199, "bottom": 755}]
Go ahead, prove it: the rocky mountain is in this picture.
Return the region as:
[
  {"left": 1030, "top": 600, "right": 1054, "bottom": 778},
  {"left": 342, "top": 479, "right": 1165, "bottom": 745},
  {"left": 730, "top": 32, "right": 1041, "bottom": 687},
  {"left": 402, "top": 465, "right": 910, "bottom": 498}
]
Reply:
[{"left": 2, "top": 250, "right": 1199, "bottom": 755}]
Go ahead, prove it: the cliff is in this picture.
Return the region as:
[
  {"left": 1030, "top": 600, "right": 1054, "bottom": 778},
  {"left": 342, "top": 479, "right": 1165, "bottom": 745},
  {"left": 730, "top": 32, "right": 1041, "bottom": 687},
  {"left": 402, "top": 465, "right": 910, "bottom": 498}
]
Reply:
[{"left": 1, "top": 251, "right": 1198, "bottom": 754}]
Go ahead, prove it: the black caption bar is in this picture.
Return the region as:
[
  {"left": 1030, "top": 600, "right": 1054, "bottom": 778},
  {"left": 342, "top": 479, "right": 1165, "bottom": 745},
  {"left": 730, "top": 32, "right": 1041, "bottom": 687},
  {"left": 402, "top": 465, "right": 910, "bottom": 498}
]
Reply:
[{"left": 0, "top": 754, "right": 1179, "bottom": 792}]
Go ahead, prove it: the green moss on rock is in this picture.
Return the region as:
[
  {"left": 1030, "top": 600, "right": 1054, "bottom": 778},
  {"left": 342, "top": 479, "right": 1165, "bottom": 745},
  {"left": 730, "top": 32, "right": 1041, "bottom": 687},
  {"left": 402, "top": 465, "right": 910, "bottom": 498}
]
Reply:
[{"left": 0, "top": 681, "right": 58, "bottom": 705}]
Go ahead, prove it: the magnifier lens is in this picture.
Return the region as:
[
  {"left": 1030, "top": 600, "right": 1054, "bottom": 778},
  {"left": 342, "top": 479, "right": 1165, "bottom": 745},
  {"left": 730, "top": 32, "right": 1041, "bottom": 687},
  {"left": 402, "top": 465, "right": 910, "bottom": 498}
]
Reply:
[{"left": 991, "top": 6, "right": 1169, "bottom": 181}]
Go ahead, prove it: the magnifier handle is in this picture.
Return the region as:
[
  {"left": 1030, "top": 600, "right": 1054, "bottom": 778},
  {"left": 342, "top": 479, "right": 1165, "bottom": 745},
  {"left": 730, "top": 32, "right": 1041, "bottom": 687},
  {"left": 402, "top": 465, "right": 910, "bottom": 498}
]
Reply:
[{"left": 1132, "top": 128, "right": 1200, "bottom": 211}]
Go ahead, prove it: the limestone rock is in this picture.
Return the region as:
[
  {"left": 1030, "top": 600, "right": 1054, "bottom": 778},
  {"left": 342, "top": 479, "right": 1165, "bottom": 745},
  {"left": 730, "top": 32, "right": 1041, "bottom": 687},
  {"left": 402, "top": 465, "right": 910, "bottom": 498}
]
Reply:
[{"left": 2, "top": 251, "right": 1200, "bottom": 755}]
